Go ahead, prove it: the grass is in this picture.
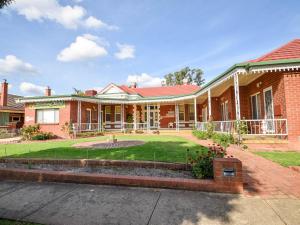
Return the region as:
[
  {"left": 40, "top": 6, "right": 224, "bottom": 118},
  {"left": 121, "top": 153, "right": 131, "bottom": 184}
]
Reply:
[
  {"left": 0, "top": 219, "right": 41, "bottom": 225},
  {"left": 255, "top": 151, "right": 300, "bottom": 167},
  {"left": 0, "top": 135, "right": 206, "bottom": 163}
]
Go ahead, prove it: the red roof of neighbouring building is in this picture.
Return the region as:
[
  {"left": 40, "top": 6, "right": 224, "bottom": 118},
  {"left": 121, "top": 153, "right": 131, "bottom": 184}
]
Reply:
[
  {"left": 119, "top": 84, "right": 200, "bottom": 97},
  {"left": 250, "top": 39, "right": 300, "bottom": 63}
]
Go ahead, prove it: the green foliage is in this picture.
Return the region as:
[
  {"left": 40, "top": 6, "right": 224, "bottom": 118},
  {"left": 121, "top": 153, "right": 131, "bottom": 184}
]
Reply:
[
  {"left": 163, "top": 67, "right": 204, "bottom": 86},
  {"left": 32, "top": 132, "right": 54, "bottom": 141},
  {"left": 0, "top": 129, "right": 12, "bottom": 139},
  {"left": 21, "top": 124, "right": 40, "bottom": 140},
  {"left": 126, "top": 113, "right": 133, "bottom": 123},
  {"left": 192, "top": 130, "right": 208, "bottom": 140},
  {"left": 76, "top": 131, "right": 104, "bottom": 138},
  {"left": 235, "top": 120, "right": 248, "bottom": 135},
  {"left": 61, "top": 122, "right": 73, "bottom": 135},
  {"left": 205, "top": 121, "right": 215, "bottom": 138},
  {"left": 212, "top": 133, "right": 234, "bottom": 149},
  {"left": 188, "top": 145, "right": 226, "bottom": 179},
  {"left": 0, "top": 0, "right": 14, "bottom": 9}
]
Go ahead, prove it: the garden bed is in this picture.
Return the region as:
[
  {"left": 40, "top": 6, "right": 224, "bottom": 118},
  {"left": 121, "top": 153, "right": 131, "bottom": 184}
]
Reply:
[{"left": 0, "top": 162, "right": 193, "bottom": 179}]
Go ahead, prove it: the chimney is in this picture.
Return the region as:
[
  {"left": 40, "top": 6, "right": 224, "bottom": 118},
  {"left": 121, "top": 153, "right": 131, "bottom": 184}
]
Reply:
[
  {"left": 130, "top": 82, "right": 137, "bottom": 88},
  {"left": 0, "top": 79, "right": 8, "bottom": 106},
  {"left": 45, "top": 86, "right": 52, "bottom": 96},
  {"left": 85, "top": 90, "right": 97, "bottom": 96}
]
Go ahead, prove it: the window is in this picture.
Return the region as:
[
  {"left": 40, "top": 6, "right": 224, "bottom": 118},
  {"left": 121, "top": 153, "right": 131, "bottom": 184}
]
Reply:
[
  {"left": 188, "top": 105, "right": 195, "bottom": 121},
  {"left": 251, "top": 93, "right": 261, "bottom": 119},
  {"left": 115, "top": 106, "right": 121, "bottom": 122},
  {"left": 179, "top": 105, "right": 185, "bottom": 121},
  {"left": 36, "top": 109, "right": 59, "bottom": 124},
  {"left": 105, "top": 106, "right": 111, "bottom": 122},
  {"left": 221, "top": 101, "right": 228, "bottom": 121}
]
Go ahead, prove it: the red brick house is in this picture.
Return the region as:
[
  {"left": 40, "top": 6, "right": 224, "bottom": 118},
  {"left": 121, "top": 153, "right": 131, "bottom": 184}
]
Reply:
[
  {"left": 18, "top": 39, "right": 300, "bottom": 140},
  {"left": 0, "top": 80, "right": 24, "bottom": 130}
]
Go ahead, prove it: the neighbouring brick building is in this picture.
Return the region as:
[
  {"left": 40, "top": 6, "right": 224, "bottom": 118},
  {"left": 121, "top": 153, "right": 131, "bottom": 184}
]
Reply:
[
  {"left": 0, "top": 80, "right": 24, "bottom": 130},
  {"left": 18, "top": 39, "right": 300, "bottom": 141}
]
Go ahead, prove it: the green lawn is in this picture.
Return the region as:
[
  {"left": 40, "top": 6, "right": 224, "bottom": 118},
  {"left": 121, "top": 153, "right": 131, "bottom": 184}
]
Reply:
[
  {"left": 255, "top": 151, "right": 300, "bottom": 167},
  {"left": 0, "top": 135, "right": 206, "bottom": 163}
]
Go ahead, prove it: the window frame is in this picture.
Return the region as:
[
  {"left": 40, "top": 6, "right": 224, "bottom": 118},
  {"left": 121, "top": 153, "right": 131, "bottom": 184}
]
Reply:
[
  {"left": 250, "top": 92, "right": 261, "bottom": 120},
  {"left": 105, "top": 106, "right": 111, "bottom": 123},
  {"left": 36, "top": 108, "right": 59, "bottom": 124},
  {"left": 179, "top": 104, "right": 185, "bottom": 121},
  {"left": 115, "top": 105, "right": 121, "bottom": 122}
]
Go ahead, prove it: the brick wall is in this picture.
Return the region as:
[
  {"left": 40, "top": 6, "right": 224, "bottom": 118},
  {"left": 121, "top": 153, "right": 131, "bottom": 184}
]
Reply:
[
  {"left": 283, "top": 72, "right": 300, "bottom": 140},
  {"left": 160, "top": 105, "right": 175, "bottom": 128}
]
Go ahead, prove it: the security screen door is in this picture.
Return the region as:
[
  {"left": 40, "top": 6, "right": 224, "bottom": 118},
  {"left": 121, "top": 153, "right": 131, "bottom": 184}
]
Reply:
[{"left": 264, "top": 88, "right": 275, "bottom": 133}]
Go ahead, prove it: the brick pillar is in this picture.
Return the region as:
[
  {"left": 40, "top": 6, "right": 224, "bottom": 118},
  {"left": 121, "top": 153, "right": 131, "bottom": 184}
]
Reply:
[{"left": 0, "top": 79, "right": 8, "bottom": 106}]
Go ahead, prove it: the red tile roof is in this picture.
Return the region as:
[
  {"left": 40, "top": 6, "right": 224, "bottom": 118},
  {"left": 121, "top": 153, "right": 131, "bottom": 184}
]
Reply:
[
  {"left": 250, "top": 39, "right": 300, "bottom": 62},
  {"left": 119, "top": 84, "right": 200, "bottom": 97}
]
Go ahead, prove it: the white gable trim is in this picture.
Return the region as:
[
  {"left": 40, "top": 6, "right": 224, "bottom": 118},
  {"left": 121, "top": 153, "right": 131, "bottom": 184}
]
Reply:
[{"left": 99, "top": 83, "right": 126, "bottom": 95}]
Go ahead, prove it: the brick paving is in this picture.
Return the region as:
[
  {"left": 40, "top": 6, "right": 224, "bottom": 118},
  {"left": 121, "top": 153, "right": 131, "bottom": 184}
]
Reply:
[{"left": 181, "top": 134, "right": 300, "bottom": 199}]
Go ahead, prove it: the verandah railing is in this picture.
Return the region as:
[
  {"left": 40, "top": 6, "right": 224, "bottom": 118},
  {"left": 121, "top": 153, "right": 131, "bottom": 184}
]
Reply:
[{"left": 196, "top": 119, "right": 288, "bottom": 136}]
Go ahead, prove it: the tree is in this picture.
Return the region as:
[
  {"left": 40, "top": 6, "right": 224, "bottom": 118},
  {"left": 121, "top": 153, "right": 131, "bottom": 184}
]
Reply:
[
  {"left": 0, "top": 0, "right": 14, "bottom": 9},
  {"left": 163, "top": 67, "right": 204, "bottom": 86}
]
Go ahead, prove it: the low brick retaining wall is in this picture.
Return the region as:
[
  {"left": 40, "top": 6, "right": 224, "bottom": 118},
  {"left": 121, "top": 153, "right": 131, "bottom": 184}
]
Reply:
[
  {"left": 0, "top": 158, "right": 189, "bottom": 170},
  {"left": 0, "top": 158, "right": 243, "bottom": 194}
]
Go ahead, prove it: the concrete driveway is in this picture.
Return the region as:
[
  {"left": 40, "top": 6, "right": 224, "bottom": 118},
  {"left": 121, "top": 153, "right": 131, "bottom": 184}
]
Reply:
[{"left": 0, "top": 181, "right": 299, "bottom": 225}]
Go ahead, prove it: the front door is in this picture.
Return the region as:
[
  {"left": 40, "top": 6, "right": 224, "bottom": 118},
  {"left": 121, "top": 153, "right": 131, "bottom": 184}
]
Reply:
[{"left": 264, "top": 88, "right": 274, "bottom": 133}]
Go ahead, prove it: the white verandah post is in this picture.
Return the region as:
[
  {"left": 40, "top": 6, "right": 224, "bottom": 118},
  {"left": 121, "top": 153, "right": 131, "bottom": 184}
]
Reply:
[
  {"left": 98, "top": 103, "right": 102, "bottom": 131},
  {"left": 234, "top": 73, "right": 241, "bottom": 142},
  {"left": 175, "top": 103, "right": 179, "bottom": 131},
  {"left": 121, "top": 104, "right": 125, "bottom": 132},
  {"left": 77, "top": 100, "right": 81, "bottom": 133},
  {"left": 133, "top": 104, "right": 137, "bottom": 130},
  {"left": 194, "top": 98, "right": 197, "bottom": 128},
  {"left": 147, "top": 104, "right": 150, "bottom": 132},
  {"left": 208, "top": 89, "right": 212, "bottom": 119}
]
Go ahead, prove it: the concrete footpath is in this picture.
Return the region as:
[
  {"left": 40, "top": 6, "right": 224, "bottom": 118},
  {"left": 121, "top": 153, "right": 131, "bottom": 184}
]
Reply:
[{"left": 0, "top": 181, "right": 300, "bottom": 225}]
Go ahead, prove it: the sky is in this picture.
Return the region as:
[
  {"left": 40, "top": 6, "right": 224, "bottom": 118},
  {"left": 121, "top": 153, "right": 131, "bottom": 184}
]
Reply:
[{"left": 0, "top": 0, "right": 300, "bottom": 96}]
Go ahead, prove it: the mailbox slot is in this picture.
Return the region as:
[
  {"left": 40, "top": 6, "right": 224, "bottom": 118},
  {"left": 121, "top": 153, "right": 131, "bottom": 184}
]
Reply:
[{"left": 223, "top": 168, "right": 235, "bottom": 177}]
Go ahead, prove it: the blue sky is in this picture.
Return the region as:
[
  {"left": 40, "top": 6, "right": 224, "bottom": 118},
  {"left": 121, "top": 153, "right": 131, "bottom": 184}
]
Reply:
[{"left": 0, "top": 0, "right": 300, "bottom": 96}]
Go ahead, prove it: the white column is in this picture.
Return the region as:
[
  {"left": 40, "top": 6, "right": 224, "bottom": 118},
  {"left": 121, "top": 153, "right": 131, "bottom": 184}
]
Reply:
[
  {"left": 98, "top": 103, "right": 102, "bottom": 131},
  {"left": 121, "top": 104, "right": 125, "bottom": 131},
  {"left": 157, "top": 104, "right": 160, "bottom": 129},
  {"left": 77, "top": 101, "right": 81, "bottom": 132},
  {"left": 175, "top": 103, "right": 179, "bottom": 131},
  {"left": 147, "top": 104, "right": 150, "bottom": 132},
  {"left": 194, "top": 98, "right": 197, "bottom": 126},
  {"left": 208, "top": 89, "right": 212, "bottom": 119},
  {"left": 133, "top": 104, "right": 137, "bottom": 130},
  {"left": 234, "top": 73, "right": 241, "bottom": 120}
]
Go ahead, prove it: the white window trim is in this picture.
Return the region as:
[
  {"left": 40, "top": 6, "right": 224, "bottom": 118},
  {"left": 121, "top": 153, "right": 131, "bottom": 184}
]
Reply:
[
  {"left": 263, "top": 86, "right": 274, "bottom": 119},
  {"left": 179, "top": 104, "right": 185, "bottom": 122},
  {"left": 36, "top": 108, "right": 59, "bottom": 124},
  {"left": 115, "top": 106, "right": 121, "bottom": 122},
  {"left": 250, "top": 92, "right": 261, "bottom": 120},
  {"left": 221, "top": 100, "right": 229, "bottom": 121}
]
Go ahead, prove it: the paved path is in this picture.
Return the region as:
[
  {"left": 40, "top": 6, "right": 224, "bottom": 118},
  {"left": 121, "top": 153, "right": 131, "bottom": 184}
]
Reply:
[
  {"left": 181, "top": 134, "right": 300, "bottom": 199},
  {"left": 0, "top": 181, "right": 300, "bottom": 225}
]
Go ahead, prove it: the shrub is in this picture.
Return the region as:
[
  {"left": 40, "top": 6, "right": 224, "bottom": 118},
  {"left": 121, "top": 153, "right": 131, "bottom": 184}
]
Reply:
[
  {"left": 192, "top": 130, "right": 208, "bottom": 140},
  {"left": 0, "top": 129, "right": 12, "bottom": 139},
  {"left": 212, "top": 133, "right": 234, "bottom": 149},
  {"left": 188, "top": 145, "right": 226, "bottom": 179},
  {"left": 32, "top": 132, "right": 54, "bottom": 140},
  {"left": 21, "top": 124, "right": 40, "bottom": 140},
  {"left": 76, "top": 131, "right": 104, "bottom": 138}
]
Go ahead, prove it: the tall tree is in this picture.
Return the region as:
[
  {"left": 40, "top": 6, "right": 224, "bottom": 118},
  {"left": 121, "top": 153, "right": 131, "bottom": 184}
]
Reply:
[
  {"left": 163, "top": 67, "right": 204, "bottom": 86},
  {"left": 0, "top": 0, "right": 14, "bottom": 9}
]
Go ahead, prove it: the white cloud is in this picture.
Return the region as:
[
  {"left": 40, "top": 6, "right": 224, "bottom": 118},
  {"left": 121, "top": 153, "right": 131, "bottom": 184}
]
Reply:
[
  {"left": 10, "top": 0, "right": 118, "bottom": 30},
  {"left": 115, "top": 43, "right": 135, "bottom": 60},
  {"left": 0, "top": 55, "right": 38, "bottom": 75},
  {"left": 127, "top": 73, "right": 164, "bottom": 87},
  {"left": 19, "top": 82, "right": 47, "bottom": 96},
  {"left": 57, "top": 34, "right": 108, "bottom": 62}
]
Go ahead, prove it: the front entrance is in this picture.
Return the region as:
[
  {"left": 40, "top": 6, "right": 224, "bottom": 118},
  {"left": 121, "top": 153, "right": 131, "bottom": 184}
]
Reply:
[
  {"left": 263, "top": 87, "right": 275, "bottom": 133},
  {"left": 86, "top": 109, "right": 91, "bottom": 130},
  {"left": 144, "top": 105, "right": 159, "bottom": 129}
]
